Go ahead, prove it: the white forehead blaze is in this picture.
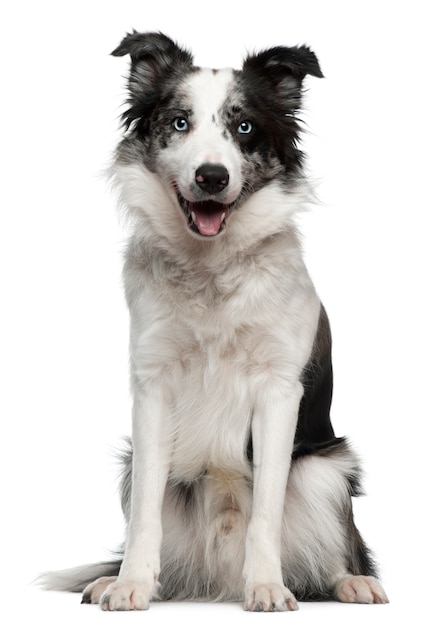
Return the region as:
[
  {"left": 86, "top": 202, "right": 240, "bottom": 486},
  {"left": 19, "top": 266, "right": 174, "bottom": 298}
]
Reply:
[
  {"left": 164, "top": 67, "right": 243, "bottom": 203},
  {"left": 186, "top": 68, "right": 235, "bottom": 127}
]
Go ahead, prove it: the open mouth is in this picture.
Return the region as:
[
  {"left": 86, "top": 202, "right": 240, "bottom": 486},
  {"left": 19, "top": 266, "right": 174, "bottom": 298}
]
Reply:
[{"left": 177, "top": 193, "right": 232, "bottom": 237}]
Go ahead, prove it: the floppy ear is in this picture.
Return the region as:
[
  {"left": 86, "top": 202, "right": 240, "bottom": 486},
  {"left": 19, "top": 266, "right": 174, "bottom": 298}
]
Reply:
[
  {"left": 242, "top": 45, "right": 323, "bottom": 110},
  {"left": 111, "top": 30, "right": 193, "bottom": 74},
  {"left": 243, "top": 45, "right": 323, "bottom": 81},
  {"left": 111, "top": 31, "right": 194, "bottom": 130}
]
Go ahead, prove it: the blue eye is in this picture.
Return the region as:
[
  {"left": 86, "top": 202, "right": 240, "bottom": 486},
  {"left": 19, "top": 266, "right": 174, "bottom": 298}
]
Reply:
[
  {"left": 172, "top": 117, "right": 189, "bottom": 132},
  {"left": 237, "top": 120, "right": 253, "bottom": 134}
]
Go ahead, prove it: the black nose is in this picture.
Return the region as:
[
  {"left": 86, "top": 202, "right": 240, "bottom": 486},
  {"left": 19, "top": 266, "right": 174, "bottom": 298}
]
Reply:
[{"left": 195, "top": 163, "right": 229, "bottom": 194}]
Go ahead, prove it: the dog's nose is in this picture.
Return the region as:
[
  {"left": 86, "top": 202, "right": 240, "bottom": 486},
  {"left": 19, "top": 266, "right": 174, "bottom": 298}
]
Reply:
[{"left": 195, "top": 163, "right": 229, "bottom": 194}]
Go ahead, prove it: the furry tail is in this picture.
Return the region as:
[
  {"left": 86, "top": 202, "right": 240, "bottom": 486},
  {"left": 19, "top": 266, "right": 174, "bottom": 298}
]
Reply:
[{"left": 36, "top": 560, "right": 121, "bottom": 593}]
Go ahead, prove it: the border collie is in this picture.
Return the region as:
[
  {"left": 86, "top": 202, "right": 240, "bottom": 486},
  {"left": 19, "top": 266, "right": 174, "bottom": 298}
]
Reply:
[{"left": 42, "top": 32, "right": 388, "bottom": 612}]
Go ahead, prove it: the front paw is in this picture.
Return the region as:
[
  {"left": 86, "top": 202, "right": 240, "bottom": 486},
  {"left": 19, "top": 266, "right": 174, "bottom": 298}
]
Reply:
[
  {"left": 244, "top": 583, "right": 299, "bottom": 612},
  {"left": 99, "top": 580, "right": 156, "bottom": 611}
]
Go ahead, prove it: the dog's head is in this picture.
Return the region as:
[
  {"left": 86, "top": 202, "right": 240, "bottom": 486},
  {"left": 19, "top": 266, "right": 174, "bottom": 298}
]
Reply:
[{"left": 112, "top": 32, "right": 322, "bottom": 241}]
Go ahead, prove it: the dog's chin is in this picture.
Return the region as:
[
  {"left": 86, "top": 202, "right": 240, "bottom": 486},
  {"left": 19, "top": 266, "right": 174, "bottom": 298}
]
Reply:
[{"left": 176, "top": 191, "right": 235, "bottom": 239}]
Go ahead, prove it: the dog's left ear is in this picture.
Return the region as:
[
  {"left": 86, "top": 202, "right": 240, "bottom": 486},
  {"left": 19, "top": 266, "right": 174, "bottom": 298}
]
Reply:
[
  {"left": 243, "top": 45, "right": 323, "bottom": 107},
  {"left": 243, "top": 45, "right": 323, "bottom": 81}
]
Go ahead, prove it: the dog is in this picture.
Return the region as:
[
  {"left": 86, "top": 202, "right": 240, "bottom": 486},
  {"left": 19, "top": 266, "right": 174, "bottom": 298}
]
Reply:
[{"left": 41, "top": 32, "right": 389, "bottom": 611}]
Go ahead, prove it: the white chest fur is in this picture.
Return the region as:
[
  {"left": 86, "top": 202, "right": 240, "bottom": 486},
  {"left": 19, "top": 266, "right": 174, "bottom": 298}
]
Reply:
[{"left": 125, "top": 228, "right": 320, "bottom": 482}]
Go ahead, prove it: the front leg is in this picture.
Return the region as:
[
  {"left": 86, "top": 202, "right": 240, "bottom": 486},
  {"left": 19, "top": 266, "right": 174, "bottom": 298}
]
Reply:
[
  {"left": 100, "top": 388, "right": 171, "bottom": 611},
  {"left": 243, "top": 383, "right": 303, "bottom": 612}
]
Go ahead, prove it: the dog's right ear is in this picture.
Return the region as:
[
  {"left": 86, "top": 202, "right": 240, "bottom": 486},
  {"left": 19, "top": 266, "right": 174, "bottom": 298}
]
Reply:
[
  {"left": 111, "top": 31, "right": 194, "bottom": 130},
  {"left": 111, "top": 31, "right": 193, "bottom": 71}
]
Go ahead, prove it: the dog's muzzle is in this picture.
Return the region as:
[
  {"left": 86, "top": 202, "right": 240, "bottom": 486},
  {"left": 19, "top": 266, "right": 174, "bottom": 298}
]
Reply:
[{"left": 176, "top": 163, "right": 236, "bottom": 237}]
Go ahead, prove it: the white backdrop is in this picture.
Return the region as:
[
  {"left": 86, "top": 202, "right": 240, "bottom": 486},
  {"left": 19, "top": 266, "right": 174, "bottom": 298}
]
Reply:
[{"left": 1, "top": 1, "right": 434, "bottom": 624}]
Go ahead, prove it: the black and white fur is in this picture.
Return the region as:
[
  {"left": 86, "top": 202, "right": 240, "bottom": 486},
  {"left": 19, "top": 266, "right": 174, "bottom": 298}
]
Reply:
[{"left": 42, "top": 32, "right": 388, "bottom": 611}]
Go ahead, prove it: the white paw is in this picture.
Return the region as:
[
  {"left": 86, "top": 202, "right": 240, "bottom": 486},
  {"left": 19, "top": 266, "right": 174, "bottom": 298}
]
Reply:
[
  {"left": 99, "top": 580, "right": 156, "bottom": 611},
  {"left": 82, "top": 576, "right": 117, "bottom": 604},
  {"left": 244, "top": 583, "right": 299, "bottom": 612},
  {"left": 336, "top": 575, "right": 389, "bottom": 604}
]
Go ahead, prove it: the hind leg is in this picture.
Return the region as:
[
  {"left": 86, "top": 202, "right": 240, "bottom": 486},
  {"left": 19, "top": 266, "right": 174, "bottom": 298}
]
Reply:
[
  {"left": 81, "top": 576, "right": 117, "bottom": 604},
  {"left": 282, "top": 441, "right": 388, "bottom": 604}
]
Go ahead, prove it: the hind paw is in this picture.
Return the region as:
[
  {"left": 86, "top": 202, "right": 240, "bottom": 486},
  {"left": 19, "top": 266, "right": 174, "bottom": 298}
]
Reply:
[
  {"left": 335, "top": 575, "right": 389, "bottom": 604},
  {"left": 81, "top": 576, "right": 117, "bottom": 604}
]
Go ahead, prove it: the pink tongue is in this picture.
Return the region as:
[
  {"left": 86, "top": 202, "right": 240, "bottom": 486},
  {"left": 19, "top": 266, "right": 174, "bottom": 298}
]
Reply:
[{"left": 195, "top": 208, "right": 224, "bottom": 236}]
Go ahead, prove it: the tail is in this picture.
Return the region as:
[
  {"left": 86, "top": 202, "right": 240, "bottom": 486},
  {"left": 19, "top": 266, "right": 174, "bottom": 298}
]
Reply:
[{"left": 36, "top": 560, "right": 121, "bottom": 593}]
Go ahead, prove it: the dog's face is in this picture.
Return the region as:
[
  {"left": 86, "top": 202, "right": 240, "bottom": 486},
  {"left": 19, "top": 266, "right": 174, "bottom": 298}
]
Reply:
[
  {"left": 112, "top": 33, "right": 322, "bottom": 240},
  {"left": 149, "top": 68, "right": 245, "bottom": 238}
]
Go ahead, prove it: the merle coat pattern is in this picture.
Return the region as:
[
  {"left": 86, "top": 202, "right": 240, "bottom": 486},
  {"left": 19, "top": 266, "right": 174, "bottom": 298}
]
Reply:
[{"left": 41, "top": 32, "right": 388, "bottom": 612}]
